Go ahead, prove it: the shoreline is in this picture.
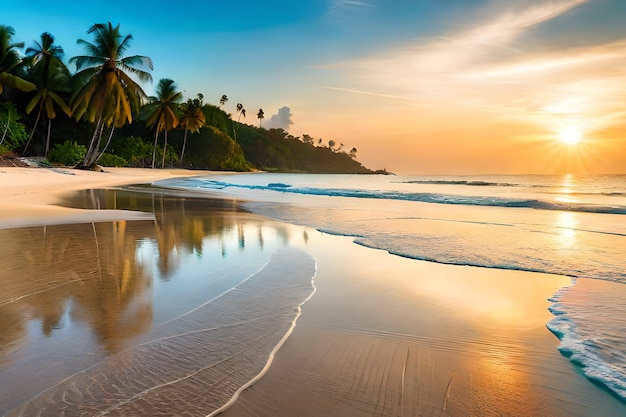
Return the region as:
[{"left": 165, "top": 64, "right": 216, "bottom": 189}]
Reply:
[
  {"left": 0, "top": 167, "right": 217, "bottom": 229},
  {"left": 0, "top": 167, "right": 625, "bottom": 416}
]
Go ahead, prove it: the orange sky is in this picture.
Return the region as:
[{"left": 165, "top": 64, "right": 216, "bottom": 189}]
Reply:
[{"left": 292, "top": 0, "right": 626, "bottom": 174}]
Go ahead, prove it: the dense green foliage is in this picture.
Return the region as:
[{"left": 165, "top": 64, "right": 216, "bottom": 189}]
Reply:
[
  {"left": 0, "top": 22, "right": 375, "bottom": 174},
  {"left": 0, "top": 102, "right": 28, "bottom": 149},
  {"left": 48, "top": 140, "right": 86, "bottom": 165}
]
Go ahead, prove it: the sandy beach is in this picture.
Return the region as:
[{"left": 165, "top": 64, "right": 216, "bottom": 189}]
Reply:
[
  {"left": 0, "top": 167, "right": 217, "bottom": 229},
  {"left": 0, "top": 167, "right": 625, "bottom": 417}
]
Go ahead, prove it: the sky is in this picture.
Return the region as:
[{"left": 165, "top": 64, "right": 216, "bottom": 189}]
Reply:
[{"left": 4, "top": 0, "right": 626, "bottom": 174}]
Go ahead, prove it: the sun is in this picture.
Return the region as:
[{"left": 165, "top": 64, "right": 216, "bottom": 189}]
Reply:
[{"left": 557, "top": 127, "right": 582, "bottom": 145}]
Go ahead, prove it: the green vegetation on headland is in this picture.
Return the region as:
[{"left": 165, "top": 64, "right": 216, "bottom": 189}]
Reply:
[{"left": 0, "top": 23, "right": 378, "bottom": 174}]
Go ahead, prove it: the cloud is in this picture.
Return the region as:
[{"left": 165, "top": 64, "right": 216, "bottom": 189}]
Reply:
[
  {"left": 321, "top": 0, "right": 626, "bottom": 136},
  {"left": 317, "top": 85, "right": 413, "bottom": 101},
  {"left": 265, "top": 106, "right": 294, "bottom": 130},
  {"left": 345, "top": 0, "right": 592, "bottom": 90}
]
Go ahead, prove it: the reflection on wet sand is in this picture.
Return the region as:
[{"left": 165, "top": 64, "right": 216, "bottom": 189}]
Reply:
[
  {"left": 0, "top": 220, "right": 152, "bottom": 355},
  {"left": 0, "top": 188, "right": 315, "bottom": 416}
]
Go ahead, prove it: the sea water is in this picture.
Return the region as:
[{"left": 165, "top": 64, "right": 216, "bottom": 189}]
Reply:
[{"left": 155, "top": 173, "right": 626, "bottom": 403}]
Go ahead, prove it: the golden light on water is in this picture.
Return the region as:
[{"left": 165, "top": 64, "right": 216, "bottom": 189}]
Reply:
[{"left": 556, "top": 211, "right": 578, "bottom": 249}]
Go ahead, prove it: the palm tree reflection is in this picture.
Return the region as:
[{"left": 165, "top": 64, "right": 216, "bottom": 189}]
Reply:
[{"left": 0, "top": 189, "right": 297, "bottom": 359}]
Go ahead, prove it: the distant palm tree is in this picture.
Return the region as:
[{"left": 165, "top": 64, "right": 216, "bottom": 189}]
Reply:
[
  {"left": 233, "top": 102, "right": 245, "bottom": 142},
  {"left": 219, "top": 94, "right": 228, "bottom": 107},
  {"left": 178, "top": 93, "right": 205, "bottom": 164},
  {"left": 70, "top": 22, "right": 153, "bottom": 168},
  {"left": 24, "top": 33, "right": 71, "bottom": 156},
  {"left": 143, "top": 78, "right": 182, "bottom": 168},
  {"left": 257, "top": 108, "right": 264, "bottom": 128},
  {"left": 236, "top": 103, "right": 245, "bottom": 121},
  {"left": 0, "top": 25, "right": 35, "bottom": 95}
]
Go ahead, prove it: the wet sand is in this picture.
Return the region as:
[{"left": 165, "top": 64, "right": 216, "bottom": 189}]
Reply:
[
  {"left": 0, "top": 176, "right": 317, "bottom": 416},
  {"left": 0, "top": 167, "right": 625, "bottom": 416},
  {"left": 220, "top": 234, "right": 626, "bottom": 417}
]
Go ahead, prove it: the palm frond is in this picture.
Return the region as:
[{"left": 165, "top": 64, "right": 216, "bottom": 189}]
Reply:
[
  {"left": 73, "top": 39, "right": 103, "bottom": 63},
  {"left": 49, "top": 91, "right": 72, "bottom": 117},
  {"left": 0, "top": 72, "right": 36, "bottom": 92},
  {"left": 25, "top": 91, "right": 44, "bottom": 114},
  {"left": 44, "top": 95, "right": 57, "bottom": 119},
  {"left": 117, "top": 33, "right": 133, "bottom": 58},
  {"left": 117, "top": 70, "right": 148, "bottom": 100},
  {"left": 70, "top": 54, "right": 106, "bottom": 71},
  {"left": 119, "top": 61, "right": 153, "bottom": 83}
]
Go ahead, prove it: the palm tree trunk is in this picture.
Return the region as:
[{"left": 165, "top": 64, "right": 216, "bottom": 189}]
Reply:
[
  {"left": 23, "top": 105, "right": 43, "bottom": 154},
  {"left": 161, "top": 130, "right": 168, "bottom": 169},
  {"left": 44, "top": 118, "right": 52, "bottom": 157},
  {"left": 93, "top": 126, "right": 115, "bottom": 165},
  {"left": 81, "top": 117, "right": 103, "bottom": 168},
  {"left": 234, "top": 113, "right": 243, "bottom": 143},
  {"left": 151, "top": 130, "right": 159, "bottom": 169},
  {"left": 87, "top": 121, "right": 106, "bottom": 167},
  {"left": 180, "top": 128, "right": 188, "bottom": 165}
]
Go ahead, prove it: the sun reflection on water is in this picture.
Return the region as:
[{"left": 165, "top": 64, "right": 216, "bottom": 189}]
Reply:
[
  {"left": 555, "top": 211, "right": 578, "bottom": 249},
  {"left": 556, "top": 174, "right": 580, "bottom": 204}
]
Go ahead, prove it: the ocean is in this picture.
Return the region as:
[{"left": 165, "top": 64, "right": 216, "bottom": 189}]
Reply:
[{"left": 155, "top": 172, "right": 626, "bottom": 404}]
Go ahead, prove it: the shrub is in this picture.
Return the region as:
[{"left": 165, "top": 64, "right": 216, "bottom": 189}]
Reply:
[
  {"left": 0, "top": 103, "right": 28, "bottom": 150},
  {"left": 108, "top": 136, "right": 152, "bottom": 167},
  {"left": 47, "top": 140, "right": 86, "bottom": 166},
  {"left": 96, "top": 153, "right": 128, "bottom": 167}
]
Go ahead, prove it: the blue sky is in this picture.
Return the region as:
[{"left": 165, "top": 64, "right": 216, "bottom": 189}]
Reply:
[{"left": 5, "top": 0, "right": 626, "bottom": 174}]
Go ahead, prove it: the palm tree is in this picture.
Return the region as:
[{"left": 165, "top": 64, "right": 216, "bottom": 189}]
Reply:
[
  {"left": 143, "top": 78, "right": 182, "bottom": 168},
  {"left": 178, "top": 93, "right": 205, "bottom": 164},
  {"left": 236, "top": 103, "right": 246, "bottom": 121},
  {"left": 233, "top": 102, "right": 245, "bottom": 142},
  {"left": 219, "top": 94, "right": 228, "bottom": 107},
  {"left": 69, "top": 22, "right": 153, "bottom": 168},
  {"left": 0, "top": 25, "right": 35, "bottom": 96},
  {"left": 24, "top": 33, "right": 71, "bottom": 156},
  {"left": 257, "top": 108, "right": 264, "bottom": 128}
]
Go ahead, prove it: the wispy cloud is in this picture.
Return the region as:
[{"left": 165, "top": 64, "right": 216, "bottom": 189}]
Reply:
[
  {"left": 325, "top": 0, "right": 626, "bottom": 137},
  {"left": 348, "top": 0, "right": 593, "bottom": 87},
  {"left": 326, "top": 0, "right": 377, "bottom": 19},
  {"left": 317, "top": 85, "right": 414, "bottom": 101}
]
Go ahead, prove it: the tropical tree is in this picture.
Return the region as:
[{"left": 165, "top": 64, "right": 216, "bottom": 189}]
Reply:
[
  {"left": 233, "top": 102, "right": 245, "bottom": 142},
  {"left": 178, "top": 93, "right": 205, "bottom": 164},
  {"left": 24, "top": 32, "right": 72, "bottom": 156},
  {"left": 257, "top": 108, "right": 264, "bottom": 128},
  {"left": 143, "top": 78, "right": 182, "bottom": 168},
  {"left": 0, "top": 25, "right": 35, "bottom": 96},
  {"left": 69, "top": 22, "right": 153, "bottom": 168},
  {"left": 236, "top": 103, "right": 246, "bottom": 121},
  {"left": 219, "top": 94, "right": 228, "bottom": 107}
]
